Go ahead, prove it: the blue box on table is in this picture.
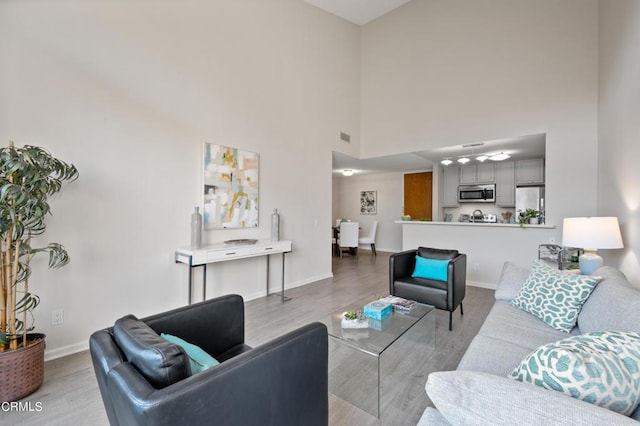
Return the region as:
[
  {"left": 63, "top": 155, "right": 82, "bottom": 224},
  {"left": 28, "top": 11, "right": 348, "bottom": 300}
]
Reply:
[{"left": 363, "top": 301, "right": 392, "bottom": 321}]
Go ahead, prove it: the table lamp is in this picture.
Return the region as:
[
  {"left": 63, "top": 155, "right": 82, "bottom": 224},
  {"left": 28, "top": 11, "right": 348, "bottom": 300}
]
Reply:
[{"left": 562, "top": 217, "right": 624, "bottom": 274}]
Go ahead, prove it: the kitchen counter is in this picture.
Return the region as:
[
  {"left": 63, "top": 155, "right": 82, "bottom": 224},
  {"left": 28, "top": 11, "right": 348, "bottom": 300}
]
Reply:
[
  {"left": 396, "top": 220, "right": 559, "bottom": 288},
  {"left": 394, "top": 220, "right": 555, "bottom": 229}
]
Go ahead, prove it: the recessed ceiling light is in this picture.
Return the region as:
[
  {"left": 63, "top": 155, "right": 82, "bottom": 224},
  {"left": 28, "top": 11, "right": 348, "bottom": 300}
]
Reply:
[
  {"left": 489, "top": 152, "right": 510, "bottom": 161},
  {"left": 440, "top": 159, "right": 453, "bottom": 166},
  {"left": 342, "top": 169, "right": 354, "bottom": 176},
  {"left": 476, "top": 155, "right": 489, "bottom": 162},
  {"left": 457, "top": 157, "right": 471, "bottom": 164}
]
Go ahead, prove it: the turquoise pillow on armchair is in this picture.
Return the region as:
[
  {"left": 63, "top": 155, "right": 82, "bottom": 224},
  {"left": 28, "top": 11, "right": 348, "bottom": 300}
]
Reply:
[
  {"left": 412, "top": 256, "right": 449, "bottom": 281},
  {"left": 161, "top": 333, "right": 219, "bottom": 374}
]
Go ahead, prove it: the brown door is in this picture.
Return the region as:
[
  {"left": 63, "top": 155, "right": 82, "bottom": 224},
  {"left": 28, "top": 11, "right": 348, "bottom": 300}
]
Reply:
[{"left": 404, "top": 172, "right": 432, "bottom": 220}]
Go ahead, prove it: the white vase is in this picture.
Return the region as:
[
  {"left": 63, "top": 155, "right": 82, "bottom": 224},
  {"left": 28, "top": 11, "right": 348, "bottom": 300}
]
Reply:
[{"left": 530, "top": 217, "right": 539, "bottom": 225}]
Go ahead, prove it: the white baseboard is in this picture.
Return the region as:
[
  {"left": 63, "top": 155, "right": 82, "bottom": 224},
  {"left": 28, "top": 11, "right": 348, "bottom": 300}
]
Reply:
[
  {"left": 467, "top": 280, "right": 497, "bottom": 290},
  {"left": 45, "top": 341, "right": 89, "bottom": 361},
  {"left": 290, "top": 273, "right": 334, "bottom": 287},
  {"left": 246, "top": 273, "right": 334, "bottom": 301}
]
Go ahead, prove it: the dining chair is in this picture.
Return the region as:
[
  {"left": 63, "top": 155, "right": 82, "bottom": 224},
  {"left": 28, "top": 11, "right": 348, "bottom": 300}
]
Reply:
[
  {"left": 338, "top": 222, "right": 359, "bottom": 259},
  {"left": 358, "top": 221, "right": 378, "bottom": 256}
]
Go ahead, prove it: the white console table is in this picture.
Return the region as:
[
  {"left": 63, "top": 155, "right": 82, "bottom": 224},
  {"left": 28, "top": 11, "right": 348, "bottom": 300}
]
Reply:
[{"left": 175, "top": 240, "right": 292, "bottom": 304}]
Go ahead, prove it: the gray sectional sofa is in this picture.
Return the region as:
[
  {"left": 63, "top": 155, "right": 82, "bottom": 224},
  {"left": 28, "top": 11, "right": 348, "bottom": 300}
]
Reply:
[{"left": 420, "top": 263, "right": 640, "bottom": 425}]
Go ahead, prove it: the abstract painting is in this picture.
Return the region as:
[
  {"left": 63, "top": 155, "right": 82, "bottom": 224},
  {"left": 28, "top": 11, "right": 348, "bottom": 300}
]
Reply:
[
  {"left": 202, "top": 143, "right": 259, "bottom": 229},
  {"left": 360, "top": 190, "right": 377, "bottom": 215}
]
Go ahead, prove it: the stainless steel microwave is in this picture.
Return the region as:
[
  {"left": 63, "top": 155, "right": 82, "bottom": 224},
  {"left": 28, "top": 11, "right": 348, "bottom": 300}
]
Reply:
[{"left": 458, "top": 184, "right": 496, "bottom": 203}]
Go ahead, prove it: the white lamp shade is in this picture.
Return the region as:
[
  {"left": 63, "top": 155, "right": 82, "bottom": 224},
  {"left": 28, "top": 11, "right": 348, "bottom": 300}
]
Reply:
[{"left": 562, "top": 217, "right": 624, "bottom": 250}]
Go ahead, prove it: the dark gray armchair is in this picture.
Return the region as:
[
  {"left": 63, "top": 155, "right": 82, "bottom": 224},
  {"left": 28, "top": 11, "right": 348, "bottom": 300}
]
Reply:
[
  {"left": 89, "top": 294, "right": 328, "bottom": 426},
  {"left": 389, "top": 247, "right": 467, "bottom": 330}
]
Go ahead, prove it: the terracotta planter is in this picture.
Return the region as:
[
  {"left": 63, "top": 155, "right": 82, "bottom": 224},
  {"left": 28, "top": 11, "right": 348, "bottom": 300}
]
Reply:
[{"left": 0, "top": 334, "right": 46, "bottom": 402}]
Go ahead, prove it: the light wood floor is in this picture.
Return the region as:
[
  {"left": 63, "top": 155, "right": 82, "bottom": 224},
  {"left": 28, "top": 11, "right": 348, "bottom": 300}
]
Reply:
[{"left": 4, "top": 251, "right": 494, "bottom": 426}]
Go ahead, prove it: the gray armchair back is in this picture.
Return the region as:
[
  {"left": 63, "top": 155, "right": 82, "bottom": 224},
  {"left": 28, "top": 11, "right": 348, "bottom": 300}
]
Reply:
[
  {"left": 90, "top": 294, "right": 328, "bottom": 426},
  {"left": 389, "top": 247, "right": 467, "bottom": 330}
]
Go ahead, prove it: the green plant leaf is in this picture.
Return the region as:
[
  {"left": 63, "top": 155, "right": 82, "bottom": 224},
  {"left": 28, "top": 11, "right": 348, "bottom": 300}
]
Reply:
[
  {"left": 0, "top": 142, "right": 78, "bottom": 345},
  {"left": 15, "top": 292, "right": 40, "bottom": 313}
]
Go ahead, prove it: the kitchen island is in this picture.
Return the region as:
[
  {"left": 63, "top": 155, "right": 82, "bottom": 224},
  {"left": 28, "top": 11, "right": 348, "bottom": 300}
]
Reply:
[{"left": 395, "top": 220, "right": 557, "bottom": 288}]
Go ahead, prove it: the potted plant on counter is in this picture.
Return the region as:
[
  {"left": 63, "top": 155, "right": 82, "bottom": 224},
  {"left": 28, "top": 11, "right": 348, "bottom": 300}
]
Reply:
[
  {"left": 0, "top": 141, "right": 78, "bottom": 402},
  {"left": 518, "top": 208, "right": 541, "bottom": 226}
]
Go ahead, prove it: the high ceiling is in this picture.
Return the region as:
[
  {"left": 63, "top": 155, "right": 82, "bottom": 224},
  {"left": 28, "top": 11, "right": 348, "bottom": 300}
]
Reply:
[
  {"left": 333, "top": 134, "right": 546, "bottom": 176},
  {"left": 303, "top": 0, "right": 412, "bottom": 25},
  {"left": 300, "top": 2, "right": 547, "bottom": 176}
]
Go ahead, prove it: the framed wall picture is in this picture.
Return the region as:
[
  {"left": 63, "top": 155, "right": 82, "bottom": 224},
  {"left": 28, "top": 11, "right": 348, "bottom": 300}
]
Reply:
[
  {"left": 202, "top": 143, "right": 259, "bottom": 229},
  {"left": 360, "top": 190, "right": 377, "bottom": 215}
]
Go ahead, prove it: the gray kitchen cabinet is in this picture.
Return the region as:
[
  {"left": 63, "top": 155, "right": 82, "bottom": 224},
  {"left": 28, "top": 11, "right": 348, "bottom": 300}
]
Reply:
[
  {"left": 495, "top": 161, "right": 515, "bottom": 207},
  {"left": 459, "top": 165, "right": 476, "bottom": 184},
  {"left": 442, "top": 165, "right": 460, "bottom": 207},
  {"left": 477, "top": 163, "right": 496, "bottom": 182},
  {"left": 459, "top": 163, "right": 496, "bottom": 184},
  {"left": 516, "top": 158, "right": 544, "bottom": 185}
]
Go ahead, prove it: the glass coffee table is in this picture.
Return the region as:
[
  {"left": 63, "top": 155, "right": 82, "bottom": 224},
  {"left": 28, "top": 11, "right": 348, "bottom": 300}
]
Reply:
[{"left": 320, "top": 296, "right": 435, "bottom": 418}]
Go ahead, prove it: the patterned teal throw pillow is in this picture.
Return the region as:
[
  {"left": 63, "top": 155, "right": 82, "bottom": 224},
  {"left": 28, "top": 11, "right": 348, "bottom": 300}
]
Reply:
[
  {"left": 510, "top": 331, "right": 640, "bottom": 416},
  {"left": 511, "top": 260, "right": 601, "bottom": 332}
]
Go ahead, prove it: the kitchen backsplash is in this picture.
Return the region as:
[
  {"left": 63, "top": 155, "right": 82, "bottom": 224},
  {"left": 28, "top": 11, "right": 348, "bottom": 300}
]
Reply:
[{"left": 443, "top": 203, "right": 516, "bottom": 223}]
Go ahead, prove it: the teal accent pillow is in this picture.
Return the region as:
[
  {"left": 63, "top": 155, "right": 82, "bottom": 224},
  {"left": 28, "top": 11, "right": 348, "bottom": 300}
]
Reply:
[
  {"left": 412, "top": 256, "right": 449, "bottom": 281},
  {"left": 510, "top": 331, "right": 640, "bottom": 416},
  {"left": 511, "top": 260, "right": 601, "bottom": 332},
  {"left": 161, "top": 333, "right": 219, "bottom": 374}
]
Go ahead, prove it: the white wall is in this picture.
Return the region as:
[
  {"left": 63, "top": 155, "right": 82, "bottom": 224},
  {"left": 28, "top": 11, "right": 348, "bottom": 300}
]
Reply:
[
  {"left": 2, "top": 0, "right": 633, "bottom": 360},
  {"left": 598, "top": 0, "right": 640, "bottom": 286},
  {"left": 360, "top": 0, "right": 600, "bottom": 228},
  {"left": 333, "top": 173, "right": 404, "bottom": 252},
  {"left": 0, "top": 0, "right": 360, "bottom": 358}
]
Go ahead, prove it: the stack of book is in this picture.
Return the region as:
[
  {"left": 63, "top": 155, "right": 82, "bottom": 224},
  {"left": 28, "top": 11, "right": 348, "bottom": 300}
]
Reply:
[{"left": 378, "top": 296, "right": 417, "bottom": 312}]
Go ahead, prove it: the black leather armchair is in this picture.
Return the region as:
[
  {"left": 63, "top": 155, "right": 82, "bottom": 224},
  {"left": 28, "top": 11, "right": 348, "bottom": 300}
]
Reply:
[
  {"left": 89, "top": 294, "right": 328, "bottom": 426},
  {"left": 389, "top": 247, "right": 467, "bottom": 330}
]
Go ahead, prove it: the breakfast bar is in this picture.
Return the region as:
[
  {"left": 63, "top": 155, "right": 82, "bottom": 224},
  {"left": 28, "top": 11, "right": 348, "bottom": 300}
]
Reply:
[{"left": 395, "top": 220, "right": 556, "bottom": 288}]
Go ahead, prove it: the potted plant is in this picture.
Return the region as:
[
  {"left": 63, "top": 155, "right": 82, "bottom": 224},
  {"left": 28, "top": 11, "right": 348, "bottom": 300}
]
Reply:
[
  {"left": 518, "top": 208, "right": 540, "bottom": 226},
  {"left": 0, "top": 141, "right": 78, "bottom": 401}
]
